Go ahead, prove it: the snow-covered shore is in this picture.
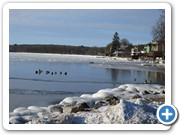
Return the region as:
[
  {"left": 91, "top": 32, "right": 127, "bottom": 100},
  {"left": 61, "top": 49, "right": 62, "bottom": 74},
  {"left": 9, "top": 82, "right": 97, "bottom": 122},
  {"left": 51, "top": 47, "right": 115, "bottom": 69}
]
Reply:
[{"left": 9, "top": 84, "right": 165, "bottom": 124}]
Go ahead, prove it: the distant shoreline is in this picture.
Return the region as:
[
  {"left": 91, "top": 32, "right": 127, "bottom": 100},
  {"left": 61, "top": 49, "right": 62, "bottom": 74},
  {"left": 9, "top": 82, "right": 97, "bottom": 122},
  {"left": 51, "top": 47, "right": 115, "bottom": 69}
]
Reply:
[{"left": 9, "top": 44, "right": 107, "bottom": 56}]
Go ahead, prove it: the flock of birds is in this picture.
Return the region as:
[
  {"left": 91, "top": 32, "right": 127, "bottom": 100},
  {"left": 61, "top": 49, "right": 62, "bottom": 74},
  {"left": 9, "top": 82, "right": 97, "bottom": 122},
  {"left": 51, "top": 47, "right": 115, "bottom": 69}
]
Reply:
[
  {"left": 134, "top": 78, "right": 152, "bottom": 84},
  {"left": 35, "top": 69, "right": 67, "bottom": 75},
  {"left": 35, "top": 69, "right": 151, "bottom": 84}
]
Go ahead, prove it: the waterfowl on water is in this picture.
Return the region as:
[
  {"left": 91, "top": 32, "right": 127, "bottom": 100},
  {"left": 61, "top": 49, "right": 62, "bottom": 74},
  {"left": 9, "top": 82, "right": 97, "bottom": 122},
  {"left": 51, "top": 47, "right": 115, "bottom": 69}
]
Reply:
[
  {"left": 35, "top": 71, "right": 38, "bottom": 74},
  {"left": 46, "top": 71, "right": 50, "bottom": 74},
  {"left": 35, "top": 69, "right": 43, "bottom": 74},
  {"left": 144, "top": 79, "right": 148, "bottom": 84}
]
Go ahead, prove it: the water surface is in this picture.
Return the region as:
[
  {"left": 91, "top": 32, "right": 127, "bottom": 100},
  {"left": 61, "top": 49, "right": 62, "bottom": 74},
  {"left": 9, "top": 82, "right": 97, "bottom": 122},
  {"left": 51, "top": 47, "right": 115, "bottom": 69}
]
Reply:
[{"left": 9, "top": 53, "right": 165, "bottom": 111}]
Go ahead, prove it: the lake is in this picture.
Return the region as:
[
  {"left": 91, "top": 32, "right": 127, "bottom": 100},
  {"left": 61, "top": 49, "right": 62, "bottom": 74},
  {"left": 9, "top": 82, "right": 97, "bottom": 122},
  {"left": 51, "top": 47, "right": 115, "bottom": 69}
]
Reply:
[{"left": 9, "top": 53, "right": 165, "bottom": 112}]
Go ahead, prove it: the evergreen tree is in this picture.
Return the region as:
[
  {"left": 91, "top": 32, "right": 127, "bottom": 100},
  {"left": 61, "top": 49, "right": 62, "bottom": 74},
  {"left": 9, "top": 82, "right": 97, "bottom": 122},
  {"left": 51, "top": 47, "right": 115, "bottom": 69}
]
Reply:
[{"left": 110, "top": 32, "right": 120, "bottom": 55}]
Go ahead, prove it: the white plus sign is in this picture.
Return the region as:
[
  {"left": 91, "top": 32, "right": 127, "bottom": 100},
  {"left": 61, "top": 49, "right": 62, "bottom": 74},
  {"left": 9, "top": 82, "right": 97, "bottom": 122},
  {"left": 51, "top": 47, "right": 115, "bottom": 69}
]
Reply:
[{"left": 162, "top": 108, "right": 173, "bottom": 120}]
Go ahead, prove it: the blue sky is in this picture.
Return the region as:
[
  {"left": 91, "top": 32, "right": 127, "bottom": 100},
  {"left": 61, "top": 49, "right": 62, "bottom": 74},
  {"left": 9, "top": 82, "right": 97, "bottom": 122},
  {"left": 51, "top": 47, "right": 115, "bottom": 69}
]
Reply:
[{"left": 9, "top": 9, "right": 161, "bottom": 47}]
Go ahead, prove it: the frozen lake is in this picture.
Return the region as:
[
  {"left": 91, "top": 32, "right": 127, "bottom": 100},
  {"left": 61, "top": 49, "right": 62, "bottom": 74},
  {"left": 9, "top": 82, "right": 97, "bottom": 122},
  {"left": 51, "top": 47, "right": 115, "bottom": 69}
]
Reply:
[{"left": 9, "top": 53, "right": 165, "bottom": 112}]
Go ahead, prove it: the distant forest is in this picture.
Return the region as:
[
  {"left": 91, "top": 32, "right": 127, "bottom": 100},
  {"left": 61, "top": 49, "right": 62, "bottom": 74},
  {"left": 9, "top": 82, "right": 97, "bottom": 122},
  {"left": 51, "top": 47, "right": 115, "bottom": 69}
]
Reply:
[{"left": 9, "top": 44, "right": 107, "bottom": 56}]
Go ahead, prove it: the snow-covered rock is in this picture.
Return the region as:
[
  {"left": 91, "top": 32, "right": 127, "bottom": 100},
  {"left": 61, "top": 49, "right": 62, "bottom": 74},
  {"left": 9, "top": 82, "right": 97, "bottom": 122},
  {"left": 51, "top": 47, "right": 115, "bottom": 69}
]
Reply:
[
  {"left": 9, "top": 84, "right": 164, "bottom": 124},
  {"left": 48, "top": 104, "right": 63, "bottom": 113}
]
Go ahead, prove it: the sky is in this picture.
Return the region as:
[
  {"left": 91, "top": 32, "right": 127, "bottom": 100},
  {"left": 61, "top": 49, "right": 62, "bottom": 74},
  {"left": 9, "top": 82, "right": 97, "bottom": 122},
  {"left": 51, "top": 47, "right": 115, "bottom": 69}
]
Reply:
[{"left": 9, "top": 9, "right": 162, "bottom": 47}]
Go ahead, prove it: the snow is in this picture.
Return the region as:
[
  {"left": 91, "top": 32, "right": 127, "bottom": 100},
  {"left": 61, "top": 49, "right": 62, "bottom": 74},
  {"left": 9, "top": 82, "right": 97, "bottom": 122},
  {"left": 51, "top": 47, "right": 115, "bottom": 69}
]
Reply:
[
  {"left": 9, "top": 83, "right": 164, "bottom": 124},
  {"left": 10, "top": 52, "right": 129, "bottom": 63}
]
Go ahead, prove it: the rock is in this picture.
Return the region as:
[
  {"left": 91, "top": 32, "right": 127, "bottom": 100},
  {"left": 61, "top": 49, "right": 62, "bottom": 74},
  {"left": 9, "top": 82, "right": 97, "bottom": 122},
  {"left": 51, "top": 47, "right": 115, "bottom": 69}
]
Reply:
[
  {"left": 80, "top": 102, "right": 89, "bottom": 109},
  {"left": 48, "top": 104, "right": 63, "bottom": 113},
  {"left": 27, "top": 106, "right": 46, "bottom": 112},
  {"left": 63, "top": 102, "right": 88, "bottom": 113},
  {"left": 131, "top": 94, "right": 142, "bottom": 99},
  {"left": 9, "top": 116, "right": 28, "bottom": 124},
  {"left": 51, "top": 114, "right": 85, "bottom": 124},
  {"left": 13, "top": 107, "right": 27, "bottom": 113},
  {"left": 71, "top": 104, "right": 85, "bottom": 113},
  {"left": 153, "top": 91, "right": 159, "bottom": 95},
  {"left": 104, "top": 96, "right": 120, "bottom": 105},
  {"left": 94, "top": 101, "right": 107, "bottom": 109},
  {"left": 161, "top": 90, "right": 165, "bottom": 94},
  {"left": 56, "top": 114, "right": 74, "bottom": 124},
  {"left": 142, "top": 90, "right": 150, "bottom": 95}
]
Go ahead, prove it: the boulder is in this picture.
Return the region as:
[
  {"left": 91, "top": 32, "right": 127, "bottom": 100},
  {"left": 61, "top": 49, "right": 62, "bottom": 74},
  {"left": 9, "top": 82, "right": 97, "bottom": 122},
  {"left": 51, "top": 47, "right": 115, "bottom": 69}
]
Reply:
[
  {"left": 94, "top": 101, "right": 107, "bottom": 109},
  {"left": 9, "top": 116, "right": 28, "bottom": 124},
  {"left": 104, "top": 96, "right": 120, "bottom": 105},
  {"left": 63, "top": 102, "right": 89, "bottom": 113},
  {"left": 131, "top": 94, "right": 142, "bottom": 99},
  {"left": 161, "top": 90, "right": 165, "bottom": 94},
  {"left": 48, "top": 104, "right": 63, "bottom": 113},
  {"left": 142, "top": 90, "right": 150, "bottom": 95}
]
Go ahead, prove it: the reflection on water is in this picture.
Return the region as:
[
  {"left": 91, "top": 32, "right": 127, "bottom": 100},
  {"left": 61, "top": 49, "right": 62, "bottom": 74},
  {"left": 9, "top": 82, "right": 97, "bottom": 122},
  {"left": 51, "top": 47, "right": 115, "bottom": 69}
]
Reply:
[
  {"left": 106, "top": 68, "right": 164, "bottom": 87},
  {"left": 109, "top": 69, "right": 119, "bottom": 87}
]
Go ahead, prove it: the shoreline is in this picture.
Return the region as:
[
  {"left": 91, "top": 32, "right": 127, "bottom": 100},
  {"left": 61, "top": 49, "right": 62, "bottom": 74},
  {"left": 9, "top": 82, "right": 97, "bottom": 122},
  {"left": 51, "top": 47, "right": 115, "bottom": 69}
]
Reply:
[{"left": 9, "top": 83, "right": 164, "bottom": 124}]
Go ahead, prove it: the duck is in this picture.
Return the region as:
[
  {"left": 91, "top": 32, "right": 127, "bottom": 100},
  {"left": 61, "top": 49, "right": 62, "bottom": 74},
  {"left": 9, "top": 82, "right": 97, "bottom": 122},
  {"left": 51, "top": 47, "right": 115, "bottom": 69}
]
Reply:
[
  {"left": 144, "top": 79, "right": 148, "bottom": 84},
  {"left": 46, "top": 71, "right": 50, "bottom": 74}
]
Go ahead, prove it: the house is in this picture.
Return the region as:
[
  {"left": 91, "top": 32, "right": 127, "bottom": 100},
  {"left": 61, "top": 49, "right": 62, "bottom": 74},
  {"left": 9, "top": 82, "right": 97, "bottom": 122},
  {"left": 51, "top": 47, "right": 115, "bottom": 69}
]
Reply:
[
  {"left": 114, "top": 44, "right": 132, "bottom": 57},
  {"left": 143, "top": 41, "right": 165, "bottom": 53},
  {"left": 143, "top": 41, "right": 165, "bottom": 60},
  {"left": 130, "top": 46, "right": 142, "bottom": 59}
]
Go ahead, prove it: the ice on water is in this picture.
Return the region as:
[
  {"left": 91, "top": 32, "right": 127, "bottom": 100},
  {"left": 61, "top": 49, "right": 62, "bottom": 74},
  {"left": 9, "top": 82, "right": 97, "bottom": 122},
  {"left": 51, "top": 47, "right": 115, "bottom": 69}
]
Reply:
[{"left": 9, "top": 53, "right": 165, "bottom": 124}]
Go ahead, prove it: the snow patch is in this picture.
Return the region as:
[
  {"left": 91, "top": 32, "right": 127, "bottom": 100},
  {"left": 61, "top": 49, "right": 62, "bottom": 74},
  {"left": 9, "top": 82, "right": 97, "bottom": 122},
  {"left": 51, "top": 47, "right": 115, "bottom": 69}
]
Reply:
[{"left": 9, "top": 84, "right": 164, "bottom": 124}]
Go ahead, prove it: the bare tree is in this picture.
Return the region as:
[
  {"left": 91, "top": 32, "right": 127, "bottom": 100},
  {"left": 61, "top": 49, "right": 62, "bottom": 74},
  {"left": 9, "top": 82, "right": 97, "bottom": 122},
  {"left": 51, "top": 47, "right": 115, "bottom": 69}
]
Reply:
[{"left": 152, "top": 10, "right": 165, "bottom": 45}]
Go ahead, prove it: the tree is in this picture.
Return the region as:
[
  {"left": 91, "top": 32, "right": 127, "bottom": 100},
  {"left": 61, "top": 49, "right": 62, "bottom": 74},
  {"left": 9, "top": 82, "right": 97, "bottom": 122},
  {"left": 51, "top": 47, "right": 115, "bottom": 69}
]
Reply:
[
  {"left": 120, "top": 38, "right": 131, "bottom": 46},
  {"left": 152, "top": 10, "right": 165, "bottom": 45},
  {"left": 110, "top": 32, "right": 121, "bottom": 55}
]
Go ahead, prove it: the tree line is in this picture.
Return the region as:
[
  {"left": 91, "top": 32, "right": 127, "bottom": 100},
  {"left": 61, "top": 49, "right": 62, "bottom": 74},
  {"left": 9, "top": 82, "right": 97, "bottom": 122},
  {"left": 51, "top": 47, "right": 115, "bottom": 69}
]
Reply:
[{"left": 9, "top": 44, "right": 107, "bottom": 56}]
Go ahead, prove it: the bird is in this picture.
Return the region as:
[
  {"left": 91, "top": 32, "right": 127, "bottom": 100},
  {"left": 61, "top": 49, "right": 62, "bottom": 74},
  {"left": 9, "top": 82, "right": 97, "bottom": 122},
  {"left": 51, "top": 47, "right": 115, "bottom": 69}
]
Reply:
[
  {"left": 46, "top": 71, "right": 50, "bottom": 74},
  {"left": 35, "top": 69, "right": 43, "bottom": 74},
  {"left": 144, "top": 79, "right": 148, "bottom": 84},
  {"left": 64, "top": 72, "right": 67, "bottom": 75},
  {"left": 38, "top": 69, "right": 43, "bottom": 74},
  {"left": 35, "top": 71, "right": 38, "bottom": 74}
]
